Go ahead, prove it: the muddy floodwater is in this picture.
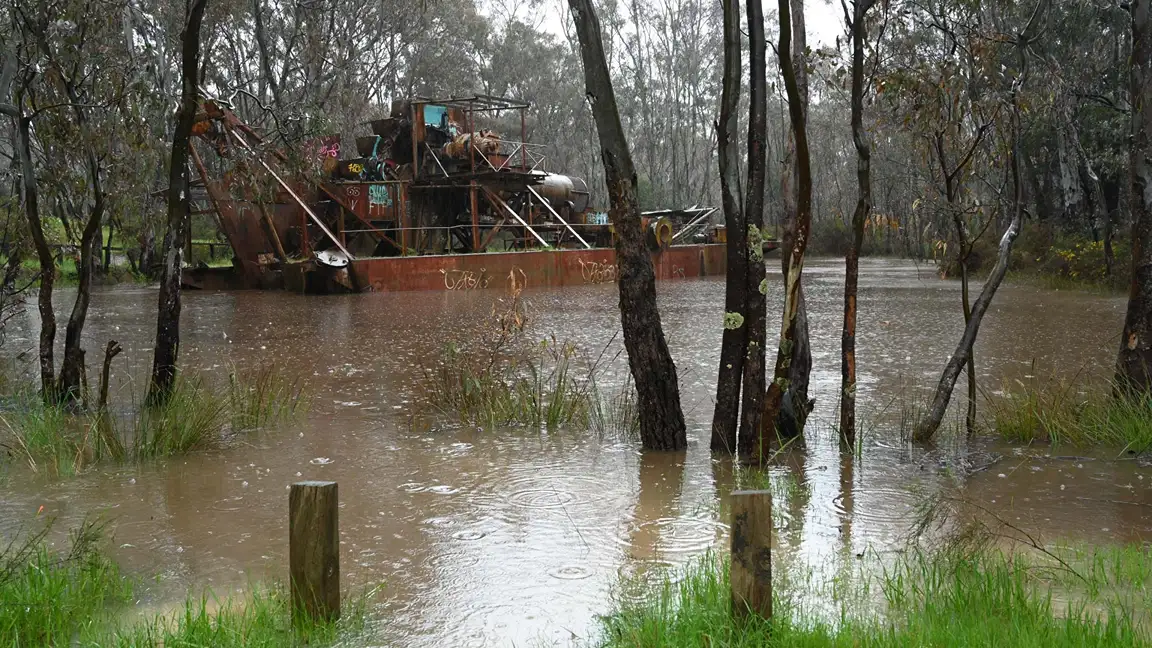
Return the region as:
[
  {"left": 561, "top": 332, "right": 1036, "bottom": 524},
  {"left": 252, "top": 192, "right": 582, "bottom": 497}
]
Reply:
[{"left": 2, "top": 258, "right": 1149, "bottom": 647}]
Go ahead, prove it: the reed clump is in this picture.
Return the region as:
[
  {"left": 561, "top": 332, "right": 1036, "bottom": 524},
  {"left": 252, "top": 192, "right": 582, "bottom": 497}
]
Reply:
[
  {"left": 427, "top": 279, "right": 638, "bottom": 436},
  {"left": 0, "top": 367, "right": 308, "bottom": 476},
  {"left": 989, "top": 376, "right": 1152, "bottom": 452}
]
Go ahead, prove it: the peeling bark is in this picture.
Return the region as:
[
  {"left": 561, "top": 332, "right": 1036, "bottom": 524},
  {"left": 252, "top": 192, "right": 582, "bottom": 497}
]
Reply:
[
  {"left": 569, "top": 0, "right": 687, "bottom": 450},
  {"left": 777, "top": 0, "right": 812, "bottom": 437},
  {"left": 738, "top": 0, "right": 769, "bottom": 454},
  {"left": 711, "top": 0, "right": 748, "bottom": 454},
  {"left": 759, "top": 0, "right": 813, "bottom": 459},
  {"left": 148, "top": 0, "right": 209, "bottom": 403}
]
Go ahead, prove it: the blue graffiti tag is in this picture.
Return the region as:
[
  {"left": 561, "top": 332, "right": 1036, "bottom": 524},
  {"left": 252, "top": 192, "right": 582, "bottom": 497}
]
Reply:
[{"left": 369, "top": 184, "right": 393, "bottom": 207}]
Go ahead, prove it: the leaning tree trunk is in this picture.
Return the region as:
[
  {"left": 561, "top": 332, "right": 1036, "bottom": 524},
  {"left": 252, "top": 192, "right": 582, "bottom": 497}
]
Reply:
[
  {"left": 569, "top": 0, "right": 687, "bottom": 450},
  {"left": 148, "top": 0, "right": 209, "bottom": 404},
  {"left": 17, "top": 116, "right": 56, "bottom": 401},
  {"left": 777, "top": 0, "right": 813, "bottom": 438},
  {"left": 759, "top": 0, "right": 813, "bottom": 459},
  {"left": 916, "top": 11, "right": 1036, "bottom": 441},
  {"left": 710, "top": 0, "right": 748, "bottom": 454},
  {"left": 840, "top": 0, "right": 876, "bottom": 447},
  {"left": 737, "top": 0, "right": 769, "bottom": 455},
  {"left": 1118, "top": 0, "right": 1152, "bottom": 392}
]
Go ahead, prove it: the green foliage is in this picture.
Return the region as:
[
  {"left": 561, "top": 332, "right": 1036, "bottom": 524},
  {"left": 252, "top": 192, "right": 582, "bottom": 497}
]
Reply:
[
  {"left": 429, "top": 337, "right": 599, "bottom": 431},
  {"left": 940, "top": 223, "right": 1130, "bottom": 291},
  {"left": 598, "top": 546, "right": 1149, "bottom": 648}
]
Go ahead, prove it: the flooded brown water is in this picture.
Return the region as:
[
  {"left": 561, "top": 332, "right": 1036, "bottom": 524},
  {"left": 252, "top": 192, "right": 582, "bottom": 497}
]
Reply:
[{"left": 1, "top": 258, "right": 1149, "bottom": 647}]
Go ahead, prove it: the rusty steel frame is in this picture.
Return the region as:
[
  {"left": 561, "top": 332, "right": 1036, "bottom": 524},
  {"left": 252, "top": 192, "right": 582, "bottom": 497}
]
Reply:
[
  {"left": 482, "top": 188, "right": 549, "bottom": 247},
  {"left": 225, "top": 129, "right": 353, "bottom": 259},
  {"left": 527, "top": 186, "right": 591, "bottom": 249}
]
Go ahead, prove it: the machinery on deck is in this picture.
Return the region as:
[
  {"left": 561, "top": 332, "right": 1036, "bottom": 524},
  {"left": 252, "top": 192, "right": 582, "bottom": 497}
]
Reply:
[{"left": 183, "top": 94, "right": 754, "bottom": 293}]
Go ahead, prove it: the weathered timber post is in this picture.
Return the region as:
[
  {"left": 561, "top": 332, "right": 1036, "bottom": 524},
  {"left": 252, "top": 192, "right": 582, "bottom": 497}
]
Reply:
[
  {"left": 289, "top": 481, "right": 340, "bottom": 622},
  {"left": 730, "top": 489, "right": 771, "bottom": 620}
]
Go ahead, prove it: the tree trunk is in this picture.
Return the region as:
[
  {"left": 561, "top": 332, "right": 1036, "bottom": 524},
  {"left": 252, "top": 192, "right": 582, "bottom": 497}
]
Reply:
[
  {"left": 777, "top": 0, "right": 813, "bottom": 437},
  {"left": 759, "top": 0, "right": 813, "bottom": 458},
  {"left": 17, "top": 115, "right": 56, "bottom": 401},
  {"left": 569, "top": 0, "right": 687, "bottom": 450},
  {"left": 57, "top": 148, "right": 104, "bottom": 405},
  {"left": 1118, "top": 0, "right": 1152, "bottom": 392},
  {"left": 711, "top": 0, "right": 748, "bottom": 454},
  {"left": 148, "top": 0, "right": 209, "bottom": 404},
  {"left": 953, "top": 215, "right": 976, "bottom": 436},
  {"left": 840, "top": 0, "right": 876, "bottom": 447},
  {"left": 738, "top": 0, "right": 769, "bottom": 455}
]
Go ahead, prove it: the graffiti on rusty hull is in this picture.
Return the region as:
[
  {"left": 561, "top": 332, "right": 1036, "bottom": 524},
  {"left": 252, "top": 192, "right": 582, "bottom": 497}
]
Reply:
[
  {"left": 441, "top": 268, "right": 490, "bottom": 290},
  {"left": 578, "top": 259, "right": 617, "bottom": 284},
  {"left": 672, "top": 265, "right": 686, "bottom": 279}
]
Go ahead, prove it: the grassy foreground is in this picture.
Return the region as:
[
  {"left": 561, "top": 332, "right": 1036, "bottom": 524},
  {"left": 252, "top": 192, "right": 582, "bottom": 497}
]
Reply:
[
  {"left": 0, "top": 521, "right": 369, "bottom": 647},
  {"left": 597, "top": 545, "right": 1150, "bottom": 647}
]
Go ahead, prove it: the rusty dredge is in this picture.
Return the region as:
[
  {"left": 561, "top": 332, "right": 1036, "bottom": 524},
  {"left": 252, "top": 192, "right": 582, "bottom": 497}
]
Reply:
[{"left": 184, "top": 95, "right": 775, "bottom": 293}]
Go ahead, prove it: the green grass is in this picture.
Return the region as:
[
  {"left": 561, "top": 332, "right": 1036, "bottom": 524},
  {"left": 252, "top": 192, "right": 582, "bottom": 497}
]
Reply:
[
  {"left": 0, "top": 519, "right": 372, "bottom": 647},
  {"left": 597, "top": 544, "right": 1150, "bottom": 648},
  {"left": 129, "top": 376, "right": 230, "bottom": 460},
  {"left": 430, "top": 337, "right": 598, "bottom": 430},
  {"left": 0, "top": 520, "right": 131, "bottom": 646},
  {"left": 107, "top": 586, "right": 371, "bottom": 647},
  {"left": 989, "top": 377, "right": 1152, "bottom": 452}
]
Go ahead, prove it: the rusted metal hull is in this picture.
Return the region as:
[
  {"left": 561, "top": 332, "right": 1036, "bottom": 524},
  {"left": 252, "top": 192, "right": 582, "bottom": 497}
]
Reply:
[{"left": 347, "top": 244, "right": 729, "bottom": 293}]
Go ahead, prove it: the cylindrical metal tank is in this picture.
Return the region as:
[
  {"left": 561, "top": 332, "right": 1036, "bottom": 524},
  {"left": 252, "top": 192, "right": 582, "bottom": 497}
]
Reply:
[{"left": 530, "top": 171, "right": 590, "bottom": 214}]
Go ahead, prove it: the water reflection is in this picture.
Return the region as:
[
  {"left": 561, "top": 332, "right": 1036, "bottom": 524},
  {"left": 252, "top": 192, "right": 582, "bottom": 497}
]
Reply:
[{"left": 0, "top": 259, "right": 1147, "bottom": 647}]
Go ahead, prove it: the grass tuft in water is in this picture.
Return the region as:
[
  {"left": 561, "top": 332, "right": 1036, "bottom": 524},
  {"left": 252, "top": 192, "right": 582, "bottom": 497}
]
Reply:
[
  {"left": 989, "top": 376, "right": 1152, "bottom": 452},
  {"left": 431, "top": 337, "right": 598, "bottom": 430},
  {"left": 1, "top": 366, "right": 308, "bottom": 474},
  {"left": 427, "top": 285, "right": 632, "bottom": 433},
  {"left": 598, "top": 545, "right": 1149, "bottom": 648},
  {"left": 228, "top": 363, "right": 308, "bottom": 432},
  {"left": 130, "top": 376, "right": 229, "bottom": 459}
]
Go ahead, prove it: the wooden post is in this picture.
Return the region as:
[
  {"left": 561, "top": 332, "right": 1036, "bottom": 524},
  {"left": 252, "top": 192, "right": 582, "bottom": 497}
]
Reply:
[
  {"left": 289, "top": 481, "right": 340, "bottom": 622},
  {"left": 730, "top": 489, "right": 771, "bottom": 620}
]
